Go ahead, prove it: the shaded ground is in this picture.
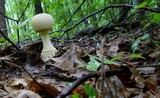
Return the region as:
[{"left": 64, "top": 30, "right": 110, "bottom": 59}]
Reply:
[{"left": 0, "top": 23, "right": 160, "bottom": 98}]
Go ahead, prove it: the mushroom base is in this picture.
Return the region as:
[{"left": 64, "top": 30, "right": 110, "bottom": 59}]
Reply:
[{"left": 41, "top": 48, "right": 57, "bottom": 62}]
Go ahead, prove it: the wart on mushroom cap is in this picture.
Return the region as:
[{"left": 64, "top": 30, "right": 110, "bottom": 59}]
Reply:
[{"left": 31, "top": 13, "right": 57, "bottom": 62}]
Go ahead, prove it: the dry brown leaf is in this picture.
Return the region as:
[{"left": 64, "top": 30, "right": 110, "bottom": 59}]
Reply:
[
  {"left": 126, "top": 88, "right": 140, "bottom": 97},
  {"left": 50, "top": 44, "right": 86, "bottom": 70},
  {"left": 96, "top": 76, "right": 125, "bottom": 98},
  {"left": 136, "top": 67, "right": 156, "bottom": 74},
  {"left": 4, "top": 77, "right": 31, "bottom": 92},
  {"left": 149, "top": 50, "right": 160, "bottom": 59},
  {"left": 2, "top": 60, "right": 21, "bottom": 70},
  {"left": 3, "top": 89, "right": 41, "bottom": 98},
  {"left": 28, "top": 81, "right": 41, "bottom": 93},
  {"left": 41, "top": 83, "right": 59, "bottom": 97},
  {"left": 72, "top": 84, "right": 87, "bottom": 98},
  {"left": 107, "top": 37, "right": 125, "bottom": 57},
  {"left": 28, "top": 80, "right": 59, "bottom": 97},
  {"left": 144, "top": 76, "right": 158, "bottom": 94}
]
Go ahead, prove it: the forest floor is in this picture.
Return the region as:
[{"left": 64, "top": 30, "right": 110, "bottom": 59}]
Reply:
[{"left": 0, "top": 24, "right": 160, "bottom": 98}]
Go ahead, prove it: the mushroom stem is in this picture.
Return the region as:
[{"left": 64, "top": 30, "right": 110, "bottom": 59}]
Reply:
[
  {"left": 40, "top": 31, "right": 55, "bottom": 50},
  {"left": 40, "top": 30, "right": 57, "bottom": 62}
]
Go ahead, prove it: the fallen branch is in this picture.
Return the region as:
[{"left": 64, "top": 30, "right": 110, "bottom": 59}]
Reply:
[{"left": 56, "top": 67, "right": 131, "bottom": 98}]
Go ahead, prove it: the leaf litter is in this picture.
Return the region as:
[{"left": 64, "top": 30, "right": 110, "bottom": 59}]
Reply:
[{"left": 0, "top": 31, "right": 160, "bottom": 98}]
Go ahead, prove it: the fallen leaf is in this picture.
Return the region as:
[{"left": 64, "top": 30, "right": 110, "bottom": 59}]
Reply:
[
  {"left": 50, "top": 44, "right": 86, "bottom": 70},
  {"left": 4, "top": 77, "right": 31, "bottom": 92},
  {"left": 3, "top": 89, "right": 41, "bottom": 98},
  {"left": 136, "top": 67, "right": 156, "bottom": 74},
  {"left": 28, "top": 80, "right": 59, "bottom": 97},
  {"left": 149, "top": 50, "right": 160, "bottom": 59}
]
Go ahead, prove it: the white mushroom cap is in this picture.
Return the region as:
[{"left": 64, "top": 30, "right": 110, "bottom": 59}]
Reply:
[{"left": 31, "top": 13, "right": 54, "bottom": 32}]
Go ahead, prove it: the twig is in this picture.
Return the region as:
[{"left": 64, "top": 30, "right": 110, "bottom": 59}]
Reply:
[
  {"left": 65, "top": 4, "right": 160, "bottom": 32},
  {"left": 17, "top": 0, "right": 31, "bottom": 44},
  {"left": 54, "top": 4, "right": 160, "bottom": 35},
  {"left": 56, "top": 67, "right": 130, "bottom": 98},
  {"left": 0, "top": 0, "right": 31, "bottom": 22},
  {"left": 16, "top": 61, "right": 54, "bottom": 97},
  {"left": 57, "top": 0, "right": 86, "bottom": 40},
  {"left": 0, "top": 11, "right": 17, "bottom": 22},
  {"left": 93, "top": 9, "right": 106, "bottom": 29},
  {"left": 95, "top": 8, "right": 122, "bottom": 35},
  {"left": 0, "top": 29, "right": 20, "bottom": 50},
  {"left": 121, "top": 10, "right": 145, "bottom": 24},
  {"left": 41, "top": 71, "right": 77, "bottom": 82},
  {"left": 0, "top": 0, "right": 31, "bottom": 46},
  {"left": 59, "top": 0, "right": 86, "bottom": 30},
  {"left": 17, "top": 0, "right": 31, "bottom": 22}
]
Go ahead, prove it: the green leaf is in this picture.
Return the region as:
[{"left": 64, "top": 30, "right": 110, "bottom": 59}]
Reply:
[
  {"left": 78, "top": 55, "right": 101, "bottom": 71},
  {"left": 141, "top": 33, "right": 149, "bottom": 40},
  {"left": 148, "top": 0, "right": 157, "bottom": 7},
  {"left": 111, "top": 56, "right": 123, "bottom": 61},
  {"left": 78, "top": 55, "right": 119, "bottom": 71},
  {"left": 0, "top": 38, "right": 5, "bottom": 42},
  {"left": 130, "top": 53, "right": 146, "bottom": 59},
  {"left": 94, "top": 56, "right": 118, "bottom": 65},
  {"left": 78, "top": 63, "right": 86, "bottom": 67},
  {"left": 86, "top": 55, "right": 101, "bottom": 71},
  {"left": 103, "top": 58, "right": 118, "bottom": 65},
  {"left": 136, "top": 1, "right": 148, "bottom": 9},
  {"left": 71, "top": 94, "right": 81, "bottom": 98},
  {"left": 142, "top": 23, "right": 150, "bottom": 31},
  {"left": 152, "top": 13, "right": 160, "bottom": 24},
  {"left": 18, "top": 19, "right": 30, "bottom": 28},
  {"left": 84, "top": 84, "right": 96, "bottom": 98},
  {"left": 153, "top": 14, "right": 160, "bottom": 20},
  {"left": 131, "top": 33, "right": 149, "bottom": 53}
]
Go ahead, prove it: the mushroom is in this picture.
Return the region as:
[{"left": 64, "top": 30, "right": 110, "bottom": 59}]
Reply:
[{"left": 31, "top": 13, "right": 57, "bottom": 62}]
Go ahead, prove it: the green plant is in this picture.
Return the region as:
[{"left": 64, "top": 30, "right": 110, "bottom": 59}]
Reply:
[
  {"left": 71, "top": 94, "right": 81, "bottom": 98},
  {"left": 84, "top": 83, "right": 96, "bottom": 98},
  {"left": 131, "top": 33, "right": 150, "bottom": 53},
  {"left": 130, "top": 33, "right": 150, "bottom": 59},
  {"left": 78, "top": 55, "right": 101, "bottom": 71},
  {"left": 78, "top": 55, "right": 119, "bottom": 71},
  {"left": 129, "top": 53, "right": 146, "bottom": 59}
]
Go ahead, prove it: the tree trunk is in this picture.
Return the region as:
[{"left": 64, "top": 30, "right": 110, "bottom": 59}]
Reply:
[
  {"left": 34, "top": 0, "right": 43, "bottom": 14},
  {"left": 0, "top": 0, "right": 7, "bottom": 37}
]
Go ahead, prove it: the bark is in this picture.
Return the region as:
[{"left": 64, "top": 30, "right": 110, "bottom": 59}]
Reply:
[
  {"left": 34, "top": 0, "right": 43, "bottom": 14},
  {"left": 0, "top": 0, "right": 7, "bottom": 37}
]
